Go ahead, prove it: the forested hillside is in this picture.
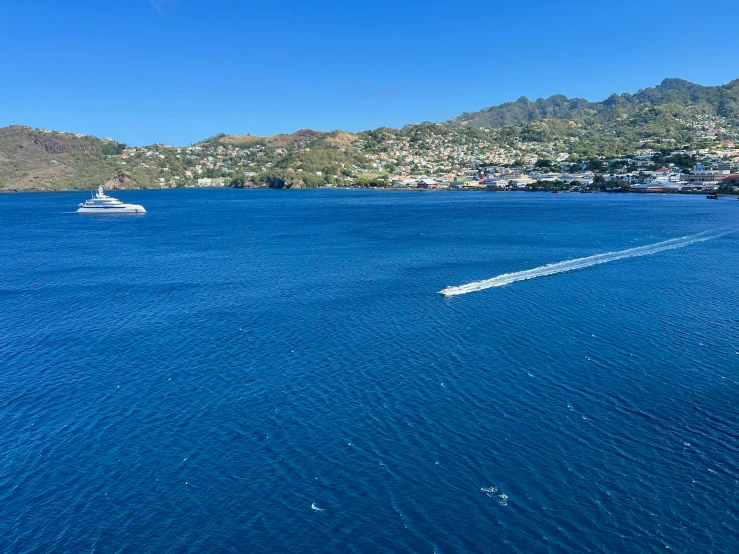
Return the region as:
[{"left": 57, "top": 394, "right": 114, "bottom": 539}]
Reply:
[
  {"left": 2, "top": 78, "right": 738, "bottom": 191},
  {"left": 447, "top": 78, "right": 739, "bottom": 129}
]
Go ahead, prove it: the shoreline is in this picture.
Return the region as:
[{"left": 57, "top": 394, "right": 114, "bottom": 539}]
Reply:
[{"left": 2, "top": 185, "right": 736, "bottom": 197}]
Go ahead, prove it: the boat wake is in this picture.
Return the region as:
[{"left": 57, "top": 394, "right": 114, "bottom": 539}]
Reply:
[{"left": 440, "top": 230, "right": 730, "bottom": 296}]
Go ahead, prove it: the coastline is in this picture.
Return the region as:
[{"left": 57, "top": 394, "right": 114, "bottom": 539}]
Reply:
[{"left": 2, "top": 185, "right": 736, "bottom": 197}]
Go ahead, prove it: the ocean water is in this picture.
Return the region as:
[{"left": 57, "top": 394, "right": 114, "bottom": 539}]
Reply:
[{"left": 1, "top": 189, "right": 738, "bottom": 553}]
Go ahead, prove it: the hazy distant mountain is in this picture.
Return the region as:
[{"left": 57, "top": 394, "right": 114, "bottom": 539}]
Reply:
[{"left": 446, "top": 78, "right": 739, "bottom": 128}]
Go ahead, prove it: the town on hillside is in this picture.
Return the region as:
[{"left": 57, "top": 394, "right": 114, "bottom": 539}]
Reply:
[
  {"left": 107, "top": 119, "right": 739, "bottom": 194},
  {"left": 2, "top": 84, "right": 739, "bottom": 194}
]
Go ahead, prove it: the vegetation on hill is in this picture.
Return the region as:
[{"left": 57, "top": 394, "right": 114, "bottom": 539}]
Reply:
[
  {"left": 0, "top": 126, "right": 118, "bottom": 191},
  {"left": 447, "top": 78, "right": 739, "bottom": 129},
  {"left": 1, "top": 78, "right": 738, "bottom": 191}
]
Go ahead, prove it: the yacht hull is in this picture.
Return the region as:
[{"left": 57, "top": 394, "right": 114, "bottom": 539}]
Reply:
[{"left": 77, "top": 204, "right": 146, "bottom": 214}]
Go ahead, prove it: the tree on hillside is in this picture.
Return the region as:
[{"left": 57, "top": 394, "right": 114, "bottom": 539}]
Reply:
[
  {"left": 266, "top": 173, "right": 287, "bottom": 189},
  {"left": 101, "top": 142, "right": 127, "bottom": 156},
  {"left": 355, "top": 175, "right": 389, "bottom": 188}
]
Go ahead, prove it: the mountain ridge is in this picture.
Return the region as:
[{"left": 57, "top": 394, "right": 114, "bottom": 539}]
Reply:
[{"left": 445, "top": 78, "right": 739, "bottom": 129}]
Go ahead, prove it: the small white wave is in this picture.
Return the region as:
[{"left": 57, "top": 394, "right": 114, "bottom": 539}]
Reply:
[
  {"left": 311, "top": 503, "right": 325, "bottom": 512},
  {"left": 482, "top": 486, "right": 508, "bottom": 506},
  {"left": 441, "top": 231, "right": 729, "bottom": 296}
]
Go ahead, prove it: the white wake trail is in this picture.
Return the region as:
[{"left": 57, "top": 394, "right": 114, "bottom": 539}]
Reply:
[{"left": 440, "top": 231, "right": 728, "bottom": 296}]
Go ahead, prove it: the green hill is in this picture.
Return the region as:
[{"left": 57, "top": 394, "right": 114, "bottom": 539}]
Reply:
[
  {"left": 0, "top": 126, "right": 125, "bottom": 191},
  {"left": 2, "top": 78, "right": 739, "bottom": 191},
  {"left": 0, "top": 126, "right": 186, "bottom": 192},
  {"left": 446, "top": 78, "right": 739, "bottom": 129}
]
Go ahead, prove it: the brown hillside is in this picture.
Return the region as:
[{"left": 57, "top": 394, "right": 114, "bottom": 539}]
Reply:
[
  {"left": 14, "top": 164, "right": 76, "bottom": 191},
  {"left": 324, "top": 131, "right": 356, "bottom": 149},
  {"left": 218, "top": 129, "right": 328, "bottom": 148},
  {"left": 0, "top": 126, "right": 120, "bottom": 190}
]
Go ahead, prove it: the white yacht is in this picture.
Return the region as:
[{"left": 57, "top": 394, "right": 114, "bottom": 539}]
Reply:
[{"left": 77, "top": 187, "right": 146, "bottom": 214}]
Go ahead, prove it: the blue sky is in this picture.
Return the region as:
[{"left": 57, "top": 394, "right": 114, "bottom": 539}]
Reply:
[{"left": 2, "top": 0, "right": 739, "bottom": 145}]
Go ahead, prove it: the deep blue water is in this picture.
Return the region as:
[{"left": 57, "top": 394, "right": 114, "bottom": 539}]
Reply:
[{"left": 1, "top": 189, "right": 738, "bottom": 553}]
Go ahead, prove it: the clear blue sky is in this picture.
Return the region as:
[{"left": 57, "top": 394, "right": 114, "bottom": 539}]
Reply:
[{"left": 2, "top": 0, "right": 738, "bottom": 145}]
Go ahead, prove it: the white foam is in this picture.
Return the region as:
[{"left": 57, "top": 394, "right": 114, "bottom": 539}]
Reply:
[
  {"left": 481, "top": 486, "right": 509, "bottom": 506},
  {"left": 441, "top": 231, "right": 729, "bottom": 296},
  {"left": 311, "top": 503, "right": 325, "bottom": 512}
]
